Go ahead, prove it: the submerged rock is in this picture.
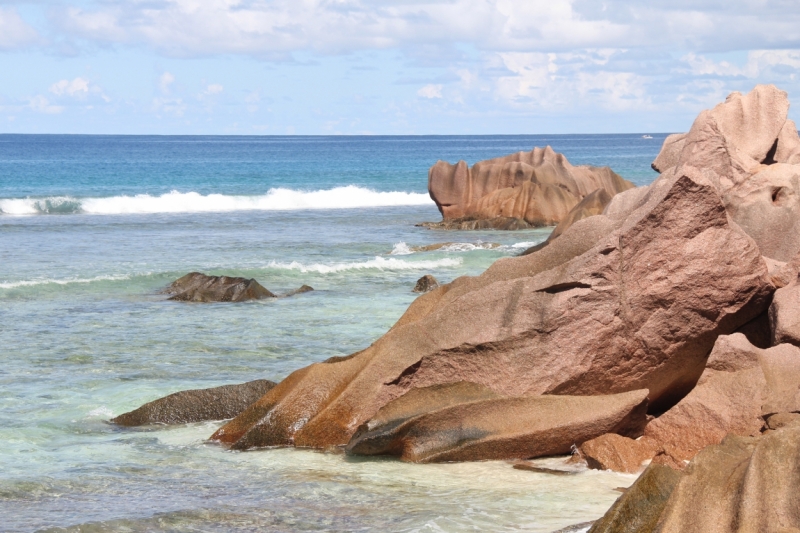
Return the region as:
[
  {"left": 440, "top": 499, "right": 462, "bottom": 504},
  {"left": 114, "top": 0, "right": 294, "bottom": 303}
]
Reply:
[
  {"left": 166, "top": 272, "right": 276, "bottom": 302},
  {"left": 111, "top": 379, "right": 277, "bottom": 426},
  {"left": 346, "top": 385, "right": 649, "bottom": 463},
  {"left": 282, "top": 284, "right": 314, "bottom": 298},
  {"left": 427, "top": 146, "right": 634, "bottom": 228},
  {"left": 413, "top": 275, "right": 439, "bottom": 293}
]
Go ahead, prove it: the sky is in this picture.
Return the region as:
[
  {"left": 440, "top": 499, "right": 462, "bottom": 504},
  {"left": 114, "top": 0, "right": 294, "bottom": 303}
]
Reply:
[{"left": 2, "top": 0, "right": 800, "bottom": 134}]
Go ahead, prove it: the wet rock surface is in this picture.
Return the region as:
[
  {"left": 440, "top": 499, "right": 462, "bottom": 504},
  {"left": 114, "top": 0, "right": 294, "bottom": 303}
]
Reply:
[
  {"left": 165, "top": 272, "right": 276, "bottom": 302},
  {"left": 111, "top": 379, "right": 277, "bottom": 426},
  {"left": 165, "top": 272, "right": 312, "bottom": 302},
  {"left": 412, "top": 275, "right": 439, "bottom": 293}
]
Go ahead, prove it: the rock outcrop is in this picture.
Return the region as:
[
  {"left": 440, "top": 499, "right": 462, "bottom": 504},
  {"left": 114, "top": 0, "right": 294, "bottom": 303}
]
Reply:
[
  {"left": 592, "top": 426, "right": 800, "bottom": 533},
  {"left": 588, "top": 463, "right": 684, "bottom": 533},
  {"left": 643, "top": 332, "right": 800, "bottom": 461},
  {"left": 111, "top": 379, "right": 277, "bottom": 426},
  {"left": 212, "top": 169, "right": 771, "bottom": 450},
  {"left": 166, "top": 272, "right": 276, "bottom": 302},
  {"left": 201, "top": 85, "right": 800, "bottom": 477},
  {"left": 345, "top": 385, "right": 649, "bottom": 463},
  {"left": 426, "top": 146, "right": 634, "bottom": 229}
]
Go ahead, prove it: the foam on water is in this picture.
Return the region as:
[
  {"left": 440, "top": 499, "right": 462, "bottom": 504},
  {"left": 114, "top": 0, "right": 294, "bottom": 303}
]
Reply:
[
  {"left": 0, "top": 186, "right": 433, "bottom": 216},
  {"left": 265, "top": 256, "right": 462, "bottom": 274},
  {"left": 0, "top": 274, "right": 134, "bottom": 290}
]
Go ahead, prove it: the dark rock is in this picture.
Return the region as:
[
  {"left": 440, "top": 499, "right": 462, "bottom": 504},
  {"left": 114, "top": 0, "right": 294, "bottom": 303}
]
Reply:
[
  {"left": 111, "top": 379, "right": 277, "bottom": 426},
  {"left": 413, "top": 275, "right": 439, "bottom": 293},
  {"left": 166, "top": 272, "right": 276, "bottom": 302}
]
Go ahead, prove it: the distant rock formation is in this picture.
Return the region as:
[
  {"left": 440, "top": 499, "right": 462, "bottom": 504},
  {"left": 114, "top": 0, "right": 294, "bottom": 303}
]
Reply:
[
  {"left": 425, "top": 146, "right": 634, "bottom": 229},
  {"left": 111, "top": 379, "right": 277, "bottom": 426},
  {"left": 164, "top": 272, "right": 313, "bottom": 302}
]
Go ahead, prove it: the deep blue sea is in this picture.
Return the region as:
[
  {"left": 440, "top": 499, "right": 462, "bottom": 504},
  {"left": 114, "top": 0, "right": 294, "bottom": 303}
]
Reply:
[{"left": 0, "top": 134, "right": 665, "bottom": 532}]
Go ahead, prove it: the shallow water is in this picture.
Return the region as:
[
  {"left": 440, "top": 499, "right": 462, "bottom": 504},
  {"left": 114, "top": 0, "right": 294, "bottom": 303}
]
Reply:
[{"left": 0, "top": 135, "right": 661, "bottom": 532}]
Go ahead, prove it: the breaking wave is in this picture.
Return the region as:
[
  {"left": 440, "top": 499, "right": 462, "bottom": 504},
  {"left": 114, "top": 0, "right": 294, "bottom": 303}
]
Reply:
[
  {"left": 0, "top": 274, "right": 134, "bottom": 290},
  {"left": 0, "top": 186, "right": 433, "bottom": 215},
  {"left": 264, "top": 256, "right": 462, "bottom": 274}
]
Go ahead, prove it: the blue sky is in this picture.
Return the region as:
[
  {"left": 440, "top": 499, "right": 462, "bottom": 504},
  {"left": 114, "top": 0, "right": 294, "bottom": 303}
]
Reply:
[{"left": 2, "top": 1, "right": 800, "bottom": 134}]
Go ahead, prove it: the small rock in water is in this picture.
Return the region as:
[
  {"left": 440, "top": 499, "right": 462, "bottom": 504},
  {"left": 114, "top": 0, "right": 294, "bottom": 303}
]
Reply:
[
  {"left": 165, "top": 272, "right": 276, "bottom": 302},
  {"left": 111, "top": 379, "right": 277, "bottom": 426},
  {"left": 282, "top": 284, "right": 314, "bottom": 297},
  {"left": 413, "top": 275, "right": 439, "bottom": 293},
  {"left": 511, "top": 461, "right": 580, "bottom": 476}
]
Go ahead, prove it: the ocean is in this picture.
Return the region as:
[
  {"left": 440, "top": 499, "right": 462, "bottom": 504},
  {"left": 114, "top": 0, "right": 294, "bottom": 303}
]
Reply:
[{"left": 0, "top": 134, "right": 665, "bottom": 532}]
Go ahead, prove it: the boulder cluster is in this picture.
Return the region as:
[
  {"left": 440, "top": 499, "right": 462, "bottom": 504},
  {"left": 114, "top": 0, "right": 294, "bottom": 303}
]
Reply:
[
  {"left": 115, "top": 85, "right": 800, "bottom": 531},
  {"left": 424, "top": 145, "right": 634, "bottom": 229}
]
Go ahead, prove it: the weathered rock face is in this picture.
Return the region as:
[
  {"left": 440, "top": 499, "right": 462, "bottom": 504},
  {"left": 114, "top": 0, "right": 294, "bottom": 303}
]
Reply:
[
  {"left": 345, "top": 386, "right": 649, "bottom": 463},
  {"left": 654, "top": 85, "right": 800, "bottom": 262},
  {"left": 642, "top": 334, "right": 767, "bottom": 461},
  {"left": 643, "top": 331, "right": 800, "bottom": 461},
  {"left": 166, "top": 272, "right": 276, "bottom": 302},
  {"left": 427, "top": 146, "right": 634, "bottom": 227},
  {"left": 111, "top": 380, "right": 277, "bottom": 426},
  {"left": 770, "top": 278, "right": 800, "bottom": 346},
  {"left": 211, "top": 170, "right": 772, "bottom": 450},
  {"left": 592, "top": 425, "right": 800, "bottom": 532},
  {"left": 579, "top": 433, "right": 657, "bottom": 474},
  {"left": 588, "top": 463, "right": 684, "bottom": 533}
]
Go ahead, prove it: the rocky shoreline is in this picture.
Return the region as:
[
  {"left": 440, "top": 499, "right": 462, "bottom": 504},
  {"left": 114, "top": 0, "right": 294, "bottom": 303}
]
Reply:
[{"left": 114, "top": 84, "right": 800, "bottom": 532}]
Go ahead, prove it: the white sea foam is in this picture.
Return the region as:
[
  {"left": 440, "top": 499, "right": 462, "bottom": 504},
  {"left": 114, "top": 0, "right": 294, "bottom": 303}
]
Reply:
[
  {"left": 511, "top": 241, "right": 540, "bottom": 249},
  {"left": 389, "top": 242, "right": 414, "bottom": 255},
  {"left": 0, "top": 186, "right": 433, "bottom": 216},
  {"left": 0, "top": 274, "right": 132, "bottom": 289},
  {"left": 87, "top": 406, "right": 114, "bottom": 418},
  {"left": 265, "top": 256, "right": 462, "bottom": 274}
]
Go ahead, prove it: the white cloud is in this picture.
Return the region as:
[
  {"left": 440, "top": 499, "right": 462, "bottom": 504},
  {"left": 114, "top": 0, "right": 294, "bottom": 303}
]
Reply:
[
  {"left": 159, "top": 72, "right": 175, "bottom": 94},
  {"left": 204, "top": 84, "right": 223, "bottom": 95},
  {"left": 29, "top": 95, "right": 64, "bottom": 114},
  {"left": 47, "top": 1, "right": 800, "bottom": 59},
  {"left": 417, "top": 84, "right": 443, "bottom": 99},
  {"left": 50, "top": 78, "right": 90, "bottom": 97},
  {"left": 0, "top": 8, "right": 39, "bottom": 50}
]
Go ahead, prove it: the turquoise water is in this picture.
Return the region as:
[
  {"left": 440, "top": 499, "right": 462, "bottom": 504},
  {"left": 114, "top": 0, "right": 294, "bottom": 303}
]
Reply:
[{"left": 0, "top": 135, "right": 663, "bottom": 532}]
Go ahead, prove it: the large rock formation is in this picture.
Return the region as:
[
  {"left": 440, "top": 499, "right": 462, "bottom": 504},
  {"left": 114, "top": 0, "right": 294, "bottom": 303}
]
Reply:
[
  {"left": 426, "top": 146, "right": 634, "bottom": 229},
  {"left": 111, "top": 380, "right": 277, "bottom": 426},
  {"left": 211, "top": 160, "right": 771, "bottom": 451},
  {"left": 202, "top": 85, "right": 800, "bottom": 474},
  {"left": 591, "top": 425, "right": 800, "bottom": 533}
]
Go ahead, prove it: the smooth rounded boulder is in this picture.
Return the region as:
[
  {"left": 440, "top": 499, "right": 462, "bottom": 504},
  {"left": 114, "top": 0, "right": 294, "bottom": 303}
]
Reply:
[
  {"left": 111, "top": 379, "right": 277, "bottom": 426},
  {"left": 346, "top": 387, "right": 650, "bottom": 463}
]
